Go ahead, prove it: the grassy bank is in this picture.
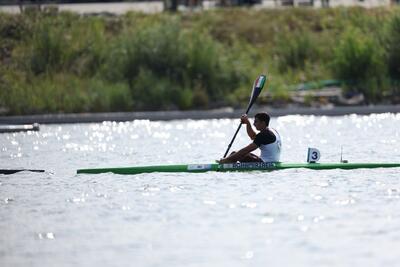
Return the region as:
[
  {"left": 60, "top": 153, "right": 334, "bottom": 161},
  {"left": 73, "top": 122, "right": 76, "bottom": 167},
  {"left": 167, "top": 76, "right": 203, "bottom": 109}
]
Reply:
[{"left": 1, "top": 7, "right": 400, "bottom": 115}]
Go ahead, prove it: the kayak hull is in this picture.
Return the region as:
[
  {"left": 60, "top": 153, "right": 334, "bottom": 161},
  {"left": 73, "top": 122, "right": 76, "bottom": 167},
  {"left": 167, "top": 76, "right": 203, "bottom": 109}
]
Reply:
[{"left": 77, "top": 162, "right": 400, "bottom": 175}]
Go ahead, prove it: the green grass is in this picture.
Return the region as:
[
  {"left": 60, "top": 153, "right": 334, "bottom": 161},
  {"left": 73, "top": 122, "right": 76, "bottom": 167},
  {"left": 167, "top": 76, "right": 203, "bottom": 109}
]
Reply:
[{"left": 1, "top": 6, "right": 400, "bottom": 115}]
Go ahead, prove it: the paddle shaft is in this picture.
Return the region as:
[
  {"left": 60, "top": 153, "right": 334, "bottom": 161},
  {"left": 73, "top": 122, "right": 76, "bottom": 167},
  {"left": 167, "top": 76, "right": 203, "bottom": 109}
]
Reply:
[
  {"left": 222, "top": 74, "right": 266, "bottom": 159},
  {"left": 223, "top": 105, "right": 253, "bottom": 158}
]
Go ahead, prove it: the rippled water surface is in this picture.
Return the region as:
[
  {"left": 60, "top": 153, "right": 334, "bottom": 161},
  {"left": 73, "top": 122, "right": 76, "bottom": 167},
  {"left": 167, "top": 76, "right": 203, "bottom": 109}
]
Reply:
[{"left": 1, "top": 114, "right": 400, "bottom": 267}]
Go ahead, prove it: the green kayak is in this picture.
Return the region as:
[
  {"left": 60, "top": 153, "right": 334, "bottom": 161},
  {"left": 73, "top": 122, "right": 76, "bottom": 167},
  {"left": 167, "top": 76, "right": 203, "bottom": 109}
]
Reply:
[{"left": 77, "top": 162, "right": 400, "bottom": 175}]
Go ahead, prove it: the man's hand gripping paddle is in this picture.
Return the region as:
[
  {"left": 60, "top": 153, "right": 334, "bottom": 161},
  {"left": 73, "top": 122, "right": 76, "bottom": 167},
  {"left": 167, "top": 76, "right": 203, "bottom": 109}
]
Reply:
[{"left": 222, "top": 74, "right": 267, "bottom": 158}]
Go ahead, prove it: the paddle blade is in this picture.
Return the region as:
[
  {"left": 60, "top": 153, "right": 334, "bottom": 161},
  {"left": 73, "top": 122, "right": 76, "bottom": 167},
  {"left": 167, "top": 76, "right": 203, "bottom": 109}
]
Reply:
[{"left": 246, "top": 74, "right": 267, "bottom": 113}]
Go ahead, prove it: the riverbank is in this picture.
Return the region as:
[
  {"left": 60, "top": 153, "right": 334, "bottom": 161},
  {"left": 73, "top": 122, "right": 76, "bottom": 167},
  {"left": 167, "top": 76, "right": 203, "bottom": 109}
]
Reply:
[
  {"left": 1, "top": 8, "right": 400, "bottom": 115},
  {"left": 1, "top": 105, "right": 399, "bottom": 124}
]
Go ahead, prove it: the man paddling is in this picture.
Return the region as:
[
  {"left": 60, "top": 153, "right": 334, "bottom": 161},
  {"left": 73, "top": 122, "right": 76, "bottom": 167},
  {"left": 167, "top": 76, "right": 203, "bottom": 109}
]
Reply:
[{"left": 218, "top": 113, "right": 281, "bottom": 163}]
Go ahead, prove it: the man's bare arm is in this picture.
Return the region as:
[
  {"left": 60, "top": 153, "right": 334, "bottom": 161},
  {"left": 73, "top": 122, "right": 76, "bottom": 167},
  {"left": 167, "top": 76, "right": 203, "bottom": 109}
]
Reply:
[{"left": 241, "top": 115, "right": 256, "bottom": 140}]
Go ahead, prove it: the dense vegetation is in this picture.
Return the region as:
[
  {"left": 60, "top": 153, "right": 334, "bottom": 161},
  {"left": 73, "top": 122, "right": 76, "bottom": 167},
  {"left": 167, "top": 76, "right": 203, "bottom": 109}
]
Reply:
[{"left": 1, "top": 6, "right": 400, "bottom": 115}]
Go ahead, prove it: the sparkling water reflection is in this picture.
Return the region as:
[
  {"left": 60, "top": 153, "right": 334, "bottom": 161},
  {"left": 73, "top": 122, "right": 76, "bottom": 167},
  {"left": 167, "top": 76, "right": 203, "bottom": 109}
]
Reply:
[{"left": 0, "top": 114, "right": 400, "bottom": 267}]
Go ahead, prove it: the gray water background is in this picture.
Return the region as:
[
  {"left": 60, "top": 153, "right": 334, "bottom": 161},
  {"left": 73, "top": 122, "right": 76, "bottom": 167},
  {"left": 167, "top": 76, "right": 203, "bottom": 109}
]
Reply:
[{"left": 1, "top": 113, "right": 400, "bottom": 267}]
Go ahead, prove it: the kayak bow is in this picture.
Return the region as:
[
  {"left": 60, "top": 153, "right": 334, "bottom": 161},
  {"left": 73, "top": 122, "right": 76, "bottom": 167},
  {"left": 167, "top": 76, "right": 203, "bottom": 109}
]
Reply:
[{"left": 77, "top": 162, "right": 400, "bottom": 175}]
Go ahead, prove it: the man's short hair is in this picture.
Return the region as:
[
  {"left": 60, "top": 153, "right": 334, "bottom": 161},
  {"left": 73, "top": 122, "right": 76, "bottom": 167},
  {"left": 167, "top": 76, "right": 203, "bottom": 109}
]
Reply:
[{"left": 255, "top": 113, "right": 270, "bottom": 126}]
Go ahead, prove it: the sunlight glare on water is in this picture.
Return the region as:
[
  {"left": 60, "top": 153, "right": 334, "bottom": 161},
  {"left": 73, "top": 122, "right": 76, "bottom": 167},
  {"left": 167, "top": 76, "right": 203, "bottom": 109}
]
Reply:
[{"left": 0, "top": 114, "right": 400, "bottom": 267}]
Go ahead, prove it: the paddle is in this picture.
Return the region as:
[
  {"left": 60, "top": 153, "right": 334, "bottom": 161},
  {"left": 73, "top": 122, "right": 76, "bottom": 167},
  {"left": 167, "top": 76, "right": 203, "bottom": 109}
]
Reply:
[
  {"left": 223, "top": 74, "right": 267, "bottom": 158},
  {"left": 0, "top": 169, "right": 45, "bottom": 175}
]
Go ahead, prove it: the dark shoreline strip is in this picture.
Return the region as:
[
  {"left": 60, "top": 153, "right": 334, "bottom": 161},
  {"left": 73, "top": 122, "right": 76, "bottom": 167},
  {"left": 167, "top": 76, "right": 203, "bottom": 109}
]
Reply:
[{"left": 1, "top": 105, "right": 399, "bottom": 125}]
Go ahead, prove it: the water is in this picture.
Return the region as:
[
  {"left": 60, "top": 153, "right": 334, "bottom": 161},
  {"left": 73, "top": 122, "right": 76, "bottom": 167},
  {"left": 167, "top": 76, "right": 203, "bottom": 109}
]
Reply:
[{"left": 1, "top": 114, "right": 400, "bottom": 267}]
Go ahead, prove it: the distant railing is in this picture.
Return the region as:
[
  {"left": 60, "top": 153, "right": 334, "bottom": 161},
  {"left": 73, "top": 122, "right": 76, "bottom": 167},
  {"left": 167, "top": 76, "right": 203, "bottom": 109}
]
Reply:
[
  {"left": 0, "top": 0, "right": 164, "bottom": 5},
  {"left": 0, "top": 0, "right": 396, "bottom": 12},
  {"left": 0, "top": 0, "right": 252, "bottom": 6}
]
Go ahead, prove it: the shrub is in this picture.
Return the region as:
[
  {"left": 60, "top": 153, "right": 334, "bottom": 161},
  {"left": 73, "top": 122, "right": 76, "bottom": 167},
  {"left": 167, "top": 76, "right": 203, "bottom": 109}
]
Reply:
[
  {"left": 29, "top": 19, "right": 66, "bottom": 74},
  {"left": 387, "top": 14, "right": 400, "bottom": 81},
  {"left": 274, "top": 30, "right": 318, "bottom": 72},
  {"left": 331, "top": 27, "right": 387, "bottom": 102},
  {"left": 103, "top": 17, "right": 242, "bottom": 110},
  {"left": 13, "top": 13, "right": 106, "bottom": 76},
  {"left": 0, "top": 71, "right": 132, "bottom": 114}
]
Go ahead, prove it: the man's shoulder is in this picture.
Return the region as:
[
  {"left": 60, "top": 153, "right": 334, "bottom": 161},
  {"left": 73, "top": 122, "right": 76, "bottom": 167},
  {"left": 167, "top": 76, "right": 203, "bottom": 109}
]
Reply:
[
  {"left": 258, "top": 128, "right": 275, "bottom": 137},
  {"left": 254, "top": 128, "right": 276, "bottom": 145}
]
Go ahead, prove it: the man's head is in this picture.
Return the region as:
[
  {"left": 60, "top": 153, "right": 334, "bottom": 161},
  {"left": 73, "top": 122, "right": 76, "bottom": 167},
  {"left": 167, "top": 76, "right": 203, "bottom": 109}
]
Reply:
[{"left": 254, "top": 113, "right": 270, "bottom": 130}]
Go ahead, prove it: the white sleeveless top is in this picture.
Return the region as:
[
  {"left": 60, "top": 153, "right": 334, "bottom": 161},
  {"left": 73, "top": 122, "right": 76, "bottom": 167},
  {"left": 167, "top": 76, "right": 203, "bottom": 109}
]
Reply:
[{"left": 259, "top": 128, "right": 282, "bottom": 162}]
